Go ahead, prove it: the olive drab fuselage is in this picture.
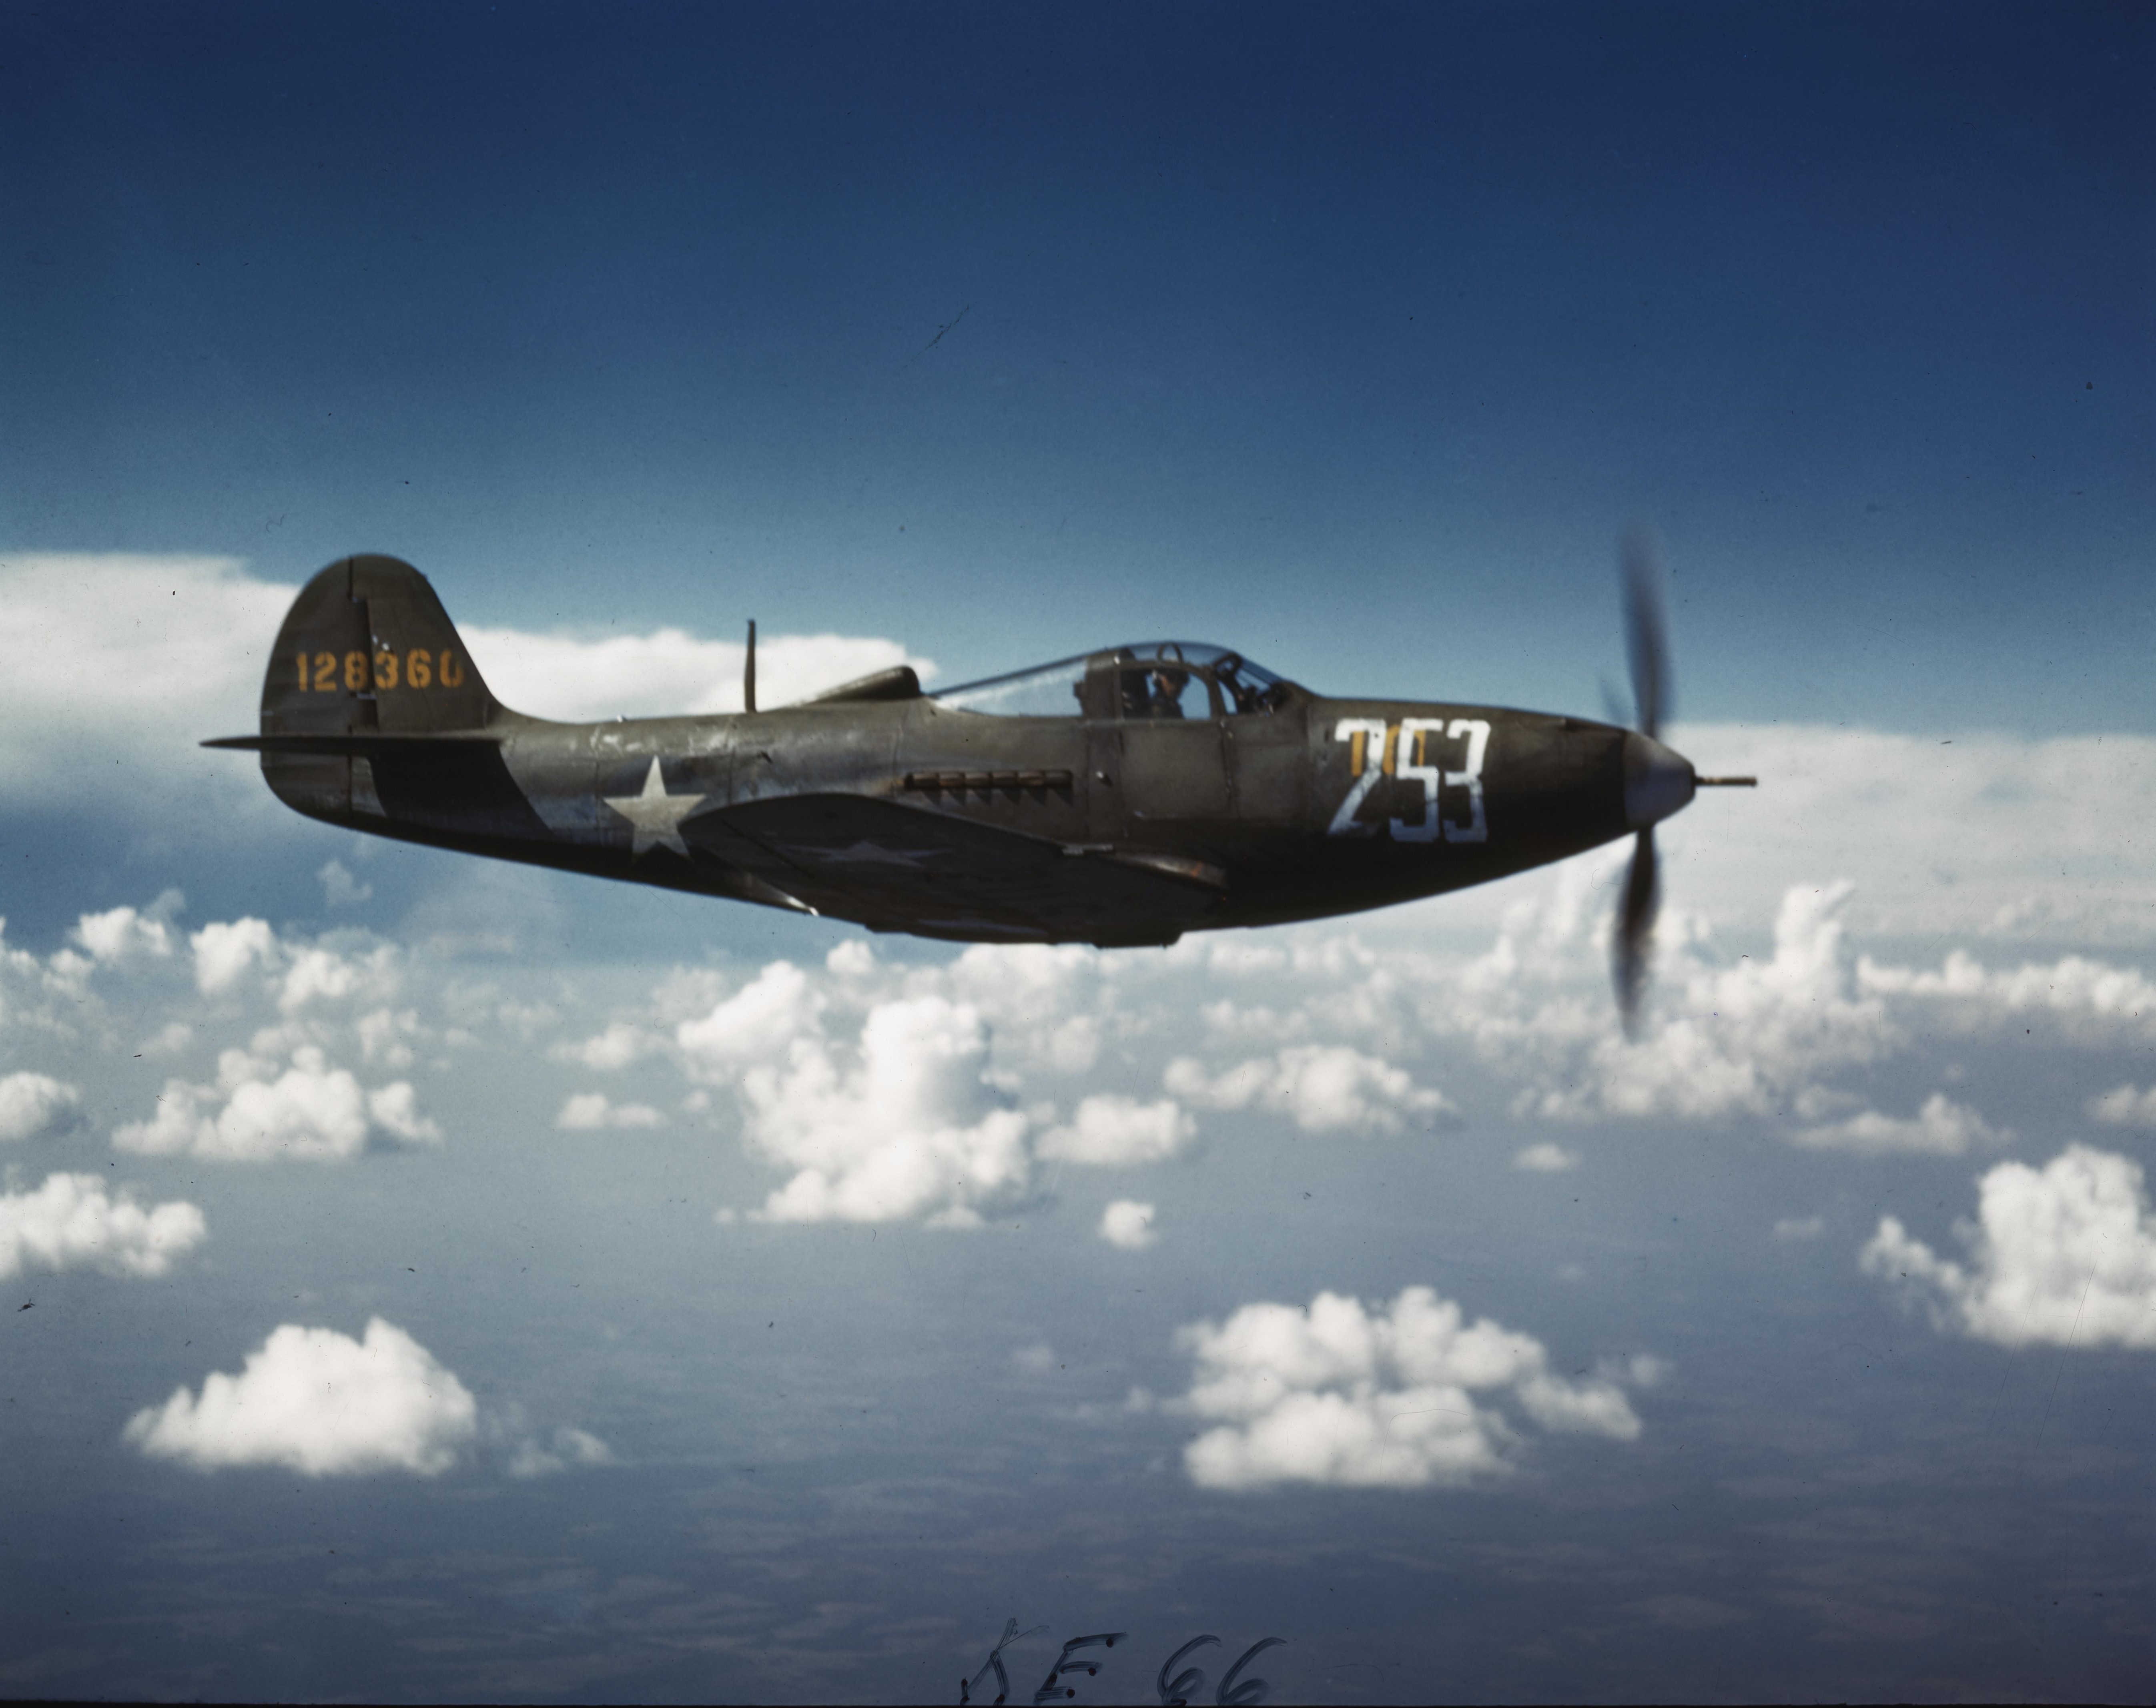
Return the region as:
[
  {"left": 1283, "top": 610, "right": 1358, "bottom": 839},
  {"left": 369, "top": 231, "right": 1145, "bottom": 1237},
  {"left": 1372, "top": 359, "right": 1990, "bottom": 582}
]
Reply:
[{"left": 213, "top": 556, "right": 1696, "bottom": 948}]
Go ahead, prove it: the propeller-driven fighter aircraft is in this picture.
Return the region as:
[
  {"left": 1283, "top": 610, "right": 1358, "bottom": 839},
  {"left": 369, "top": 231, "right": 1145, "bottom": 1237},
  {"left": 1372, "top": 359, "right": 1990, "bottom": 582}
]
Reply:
[{"left": 209, "top": 545, "right": 1750, "bottom": 1027}]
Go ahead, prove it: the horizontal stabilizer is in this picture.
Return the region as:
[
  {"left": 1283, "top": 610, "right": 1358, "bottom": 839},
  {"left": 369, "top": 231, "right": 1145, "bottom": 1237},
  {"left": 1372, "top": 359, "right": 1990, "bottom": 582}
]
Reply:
[{"left": 202, "top": 732, "right": 503, "bottom": 755}]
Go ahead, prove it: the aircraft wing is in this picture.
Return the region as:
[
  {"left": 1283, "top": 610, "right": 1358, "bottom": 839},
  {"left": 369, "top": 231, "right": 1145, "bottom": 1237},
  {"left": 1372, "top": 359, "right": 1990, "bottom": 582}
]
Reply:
[{"left": 687, "top": 793, "right": 1223, "bottom": 946}]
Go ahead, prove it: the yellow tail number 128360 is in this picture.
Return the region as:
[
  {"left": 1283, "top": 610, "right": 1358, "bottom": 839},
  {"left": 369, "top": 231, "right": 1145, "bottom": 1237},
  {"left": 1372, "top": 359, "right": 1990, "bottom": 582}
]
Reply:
[{"left": 296, "top": 650, "right": 463, "bottom": 693}]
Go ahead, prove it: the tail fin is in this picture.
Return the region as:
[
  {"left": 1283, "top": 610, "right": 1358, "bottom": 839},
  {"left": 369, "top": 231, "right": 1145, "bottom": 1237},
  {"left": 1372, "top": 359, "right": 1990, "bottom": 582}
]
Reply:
[
  {"left": 251, "top": 556, "right": 513, "bottom": 823},
  {"left": 264, "top": 555, "right": 506, "bottom": 736}
]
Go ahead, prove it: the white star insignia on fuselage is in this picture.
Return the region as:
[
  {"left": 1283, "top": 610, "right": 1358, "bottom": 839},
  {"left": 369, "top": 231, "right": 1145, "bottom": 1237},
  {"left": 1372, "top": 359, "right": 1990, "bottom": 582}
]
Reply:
[{"left": 604, "top": 758, "right": 705, "bottom": 858}]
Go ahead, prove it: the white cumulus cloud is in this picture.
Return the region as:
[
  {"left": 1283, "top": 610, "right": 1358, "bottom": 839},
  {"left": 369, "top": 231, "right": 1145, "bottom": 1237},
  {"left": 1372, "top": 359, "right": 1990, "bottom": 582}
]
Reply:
[
  {"left": 1448, "top": 874, "right": 2154, "bottom": 1145},
  {"left": 506, "top": 1425, "right": 618, "bottom": 1479},
  {"left": 114, "top": 1044, "right": 437, "bottom": 1162},
  {"left": 943, "top": 943, "right": 1112, "bottom": 1075},
  {"left": 1862, "top": 1145, "right": 2156, "bottom": 1349},
  {"left": 317, "top": 860, "right": 373, "bottom": 907},
  {"left": 1099, "top": 1199, "right": 1157, "bottom": 1249},
  {"left": 2088, "top": 1084, "right": 2156, "bottom": 1128},
  {"left": 1165, "top": 1044, "right": 1452, "bottom": 1135},
  {"left": 555, "top": 1092, "right": 664, "bottom": 1131},
  {"left": 696, "top": 988, "right": 1031, "bottom": 1227},
  {"left": 1039, "top": 1095, "right": 1193, "bottom": 1166},
  {"left": 0, "top": 1172, "right": 207, "bottom": 1280},
  {"left": 0, "top": 1071, "right": 82, "bottom": 1143},
  {"left": 463, "top": 622, "right": 934, "bottom": 722},
  {"left": 1173, "top": 1286, "right": 1644, "bottom": 1490},
  {"left": 1505, "top": 881, "right": 1896, "bottom": 1124},
  {"left": 1857, "top": 950, "right": 2156, "bottom": 1043},
  {"left": 0, "top": 554, "right": 936, "bottom": 841},
  {"left": 278, "top": 942, "right": 400, "bottom": 1016},
  {"left": 191, "top": 918, "right": 279, "bottom": 996},
  {"left": 1514, "top": 1143, "right": 1578, "bottom": 1173},
  {"left": 553, "top": 1020, "right": 662, "bottom": 1072},
  {"left": 676, "top": 961, "right": 824, "bottom": 1076},
  {"left": 74, "top": 902, "right": 176, "bottom": 964},
  {"left": 124, "top": 1317, "right": 479, "bottom": 1475},
  {"left": 366, "top": 1081, "right": 443, "bottom": 1145},
  {"left": 1794, "top": 1093, "right": 2011, "bottom": 1156},
  {"left": 0, "top": 554, "right": 290, "bottom": 824},
  {"left": 1651, "top": 724, "right": 2156, "bottom": 948}
]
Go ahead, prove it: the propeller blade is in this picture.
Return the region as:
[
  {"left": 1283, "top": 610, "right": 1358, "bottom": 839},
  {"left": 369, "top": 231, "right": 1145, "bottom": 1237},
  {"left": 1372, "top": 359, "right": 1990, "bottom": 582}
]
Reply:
[
  {"left": 1612, "top": 827, "right": 1659, "bottom": 1038},
  {"left": 1621, "top": 524, "right": 1670, "bottom": 742}
]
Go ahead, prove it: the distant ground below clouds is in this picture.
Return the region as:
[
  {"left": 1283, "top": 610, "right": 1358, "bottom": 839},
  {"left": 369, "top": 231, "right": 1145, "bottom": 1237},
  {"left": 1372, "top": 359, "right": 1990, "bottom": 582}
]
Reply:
[{"left": 1, "top": 550, "right": 2150, "bottom": 1701}]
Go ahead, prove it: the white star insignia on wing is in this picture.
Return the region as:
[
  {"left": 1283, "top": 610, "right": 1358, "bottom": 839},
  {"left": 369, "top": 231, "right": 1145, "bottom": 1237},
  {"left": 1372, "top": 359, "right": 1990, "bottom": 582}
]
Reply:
[
  {"left": 776, "top": 838, "right": 947, "bottom": 870},
  {"left": 604, "top": 758, "right": 705, "bottom": 858}
]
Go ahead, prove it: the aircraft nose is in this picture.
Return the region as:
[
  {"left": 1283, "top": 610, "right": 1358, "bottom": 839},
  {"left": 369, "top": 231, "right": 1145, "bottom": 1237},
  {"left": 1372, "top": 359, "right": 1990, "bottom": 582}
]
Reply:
[{"left": 1623, "top": 731, "right": 1695, "bottom": 830}]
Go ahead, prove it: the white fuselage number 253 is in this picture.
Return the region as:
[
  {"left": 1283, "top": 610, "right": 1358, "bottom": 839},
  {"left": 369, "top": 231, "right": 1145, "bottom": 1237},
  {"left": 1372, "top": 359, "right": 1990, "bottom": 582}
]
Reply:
[{"left": 1327, "top": 718, "right": 1490, "bottom": 842}]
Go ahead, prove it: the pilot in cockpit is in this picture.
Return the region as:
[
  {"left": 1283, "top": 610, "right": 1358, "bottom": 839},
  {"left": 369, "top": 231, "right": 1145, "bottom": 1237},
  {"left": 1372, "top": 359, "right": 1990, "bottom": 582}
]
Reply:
[{"left": 1118, "top": 663, "right": 1192, "bottom": 719}]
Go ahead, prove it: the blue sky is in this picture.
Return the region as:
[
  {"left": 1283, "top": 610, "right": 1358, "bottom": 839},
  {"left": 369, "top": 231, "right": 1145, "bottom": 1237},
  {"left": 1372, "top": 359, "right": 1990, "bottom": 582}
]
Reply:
[
  {"left": 2, "top": 4, "right": 2152, "bottom": 1702},
  {"left": 6, "top": 2, "right": 2148, "bottom": 727}
]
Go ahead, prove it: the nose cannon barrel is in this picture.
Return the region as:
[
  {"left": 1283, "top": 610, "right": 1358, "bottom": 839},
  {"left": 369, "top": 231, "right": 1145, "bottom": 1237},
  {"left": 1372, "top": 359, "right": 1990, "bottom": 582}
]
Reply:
[{"left": 1623, "top": 732, "right": 1695, "bottom": 831}]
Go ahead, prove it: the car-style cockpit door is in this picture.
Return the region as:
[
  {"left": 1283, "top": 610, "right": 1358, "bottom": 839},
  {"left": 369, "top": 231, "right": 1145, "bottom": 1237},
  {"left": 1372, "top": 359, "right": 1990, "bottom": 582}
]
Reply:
[{"left": 1086, "top": 647, "right": 1230, "bottom": 832}]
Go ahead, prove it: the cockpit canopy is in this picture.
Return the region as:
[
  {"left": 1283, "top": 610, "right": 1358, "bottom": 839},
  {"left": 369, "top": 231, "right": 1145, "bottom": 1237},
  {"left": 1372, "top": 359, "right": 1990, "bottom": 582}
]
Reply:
[{"left": 932, "top": 642, "right": 1295, "bottom": 720}]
